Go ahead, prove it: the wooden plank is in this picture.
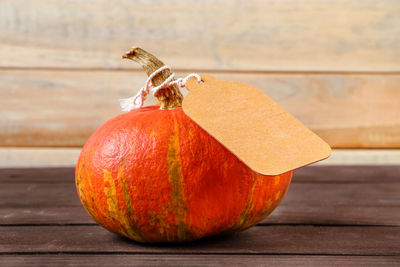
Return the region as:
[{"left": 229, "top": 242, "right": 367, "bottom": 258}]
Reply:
[
  {"left": 0, "top": 0, "right": 399, "bottom": 71},
  {"left": 313, "top": 149, "right": 400, "bottom": 166},
  {"left": 1, "top": 164, "right": 399, "bottom": 184},
  {"left": 1, "top": 255, "right": 399, "bottom": 267},
  {"left": 2, "top": 71, "right": 400, "bottom": 148},
  {"left": 0, "top": 167, "right": 74, "bottom": 183},
  {"left": 0, "top": 183, "right": 77, "bottom": 208},
  {"left": 2, "top": 175, "right": 400, "bottom": 208},
  {"left": 0, "top": 207, "right": 91, "bottom": 225},
  {"left": 0, "top": 184, "right": 400, "bottom": 226},
  {"left": 0, "top": 148, "right": 81, "bottom": 168},
  {"left": 2, "top": 148, "right": 400, "bottom": 168},
  {"left": 294, "top": 165, "right": 400, "bottom": 183},
  {"left": 1, "top": 166, "right": 399, "bottom": 226},
  {"left": 0, "top": 225, "right": 399, "bottom": 255}
]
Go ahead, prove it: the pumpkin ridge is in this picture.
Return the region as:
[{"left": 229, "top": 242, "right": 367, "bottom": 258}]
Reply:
[
  {"left": 118, "top": 166, "right": 148, "bottom": 242},
  {"left": 166, "top": 111, "right": 187, "bottom": 241},
  {"left": 103, "top": 170, "right": 126, "bottom": 234},
  {"left": 77, "top": 160, "right": 104, "bottom": 225},
  {"left": 229, "top": 173, "right": 257, "bottom": 232},
  {"left": 241, "top": 173, "right": 267, "bottom": 228},
  {"left": 102, "top": 169, "right": 142, "bottom": 241},
  {"left": 76, "top": 163, "right": 101, "bottom": 225}
]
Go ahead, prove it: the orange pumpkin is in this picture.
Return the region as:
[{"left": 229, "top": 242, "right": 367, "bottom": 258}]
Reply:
[{"left": 75, "top": 48, "right": 293, "bottom": 243}]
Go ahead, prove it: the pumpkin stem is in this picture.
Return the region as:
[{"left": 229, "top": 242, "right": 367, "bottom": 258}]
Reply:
[{"left": 122, "top": 47, "right": 183, "bottom": 110}]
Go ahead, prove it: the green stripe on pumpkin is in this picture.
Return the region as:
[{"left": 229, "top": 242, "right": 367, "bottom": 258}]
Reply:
[
  {"left": 167, "top": 112, "right": 187, "bottom": 241},
  {"left": 76, "top": 161, "right": 102, "bottom": 225},
  {"left": 118, "top": 166, "right": 148, "bottom": 242},
  {"left": 103, "top": 169, "right": 145, "bottom": 242},
  {"left": 229, "top": 174, "right": 257, "bottom": 231}
]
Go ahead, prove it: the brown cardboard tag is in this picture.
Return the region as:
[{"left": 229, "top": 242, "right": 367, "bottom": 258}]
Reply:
[{"left": 183, "top": 74, "right": 331, "bottom": 175}]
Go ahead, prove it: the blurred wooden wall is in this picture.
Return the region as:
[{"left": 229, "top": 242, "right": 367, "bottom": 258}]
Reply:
[{"left": 1, "top": 0, "right": 400, "bottom": 148}]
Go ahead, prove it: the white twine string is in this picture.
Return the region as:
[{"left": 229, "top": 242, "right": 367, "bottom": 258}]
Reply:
[{"left": 120, "top": 65, "right": 202, "bottom": 112}]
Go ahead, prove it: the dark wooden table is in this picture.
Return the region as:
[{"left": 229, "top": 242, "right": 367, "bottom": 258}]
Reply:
[{"left": 0, "top": 166, "right": 399, "bottom": 266}]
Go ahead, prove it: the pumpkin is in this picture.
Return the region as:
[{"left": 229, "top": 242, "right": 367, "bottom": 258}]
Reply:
[{"left": 75, "top": 48, "right": 293, "bottom": 243}]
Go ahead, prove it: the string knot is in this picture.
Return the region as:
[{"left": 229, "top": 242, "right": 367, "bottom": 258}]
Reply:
[{"left": 120, "top": 66, "right": 201, "bottom": 112}]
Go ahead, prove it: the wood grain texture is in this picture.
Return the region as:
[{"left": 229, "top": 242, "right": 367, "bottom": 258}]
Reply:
[
  {"left": 2, "top": 165, "right": 399, "bottom": 184},
  {"left": 0, "top": 148, "right": 81, "bottom": 168},
  {"left": 1, "top": 166, "right": 399, "bottom": 226},
  {"left": 0, "top": 0, "right": 399, "bottom": 71},
  {"left": 1, "top": 225, "right": 399, "bottom": 255},
  {"left": 2, "top": 185, "right": 399, "bottom": 226},
  {"left": 1, "top": 167, "right": 398, "bottom": 264},
  {"left": 2, "top": 179, "right": 399, "bottom": 210},
  {"left": 1, "top": 255, "right": 399, "bottom": 267},
  {"left": 2, "top": 148, "right": 400, "bottom": 168},
  {"left": 2, "top": 71, "right": 400, "bottom": 148},
  {"left": 313, "top": 149, "right": 400, "bottom": 166}
]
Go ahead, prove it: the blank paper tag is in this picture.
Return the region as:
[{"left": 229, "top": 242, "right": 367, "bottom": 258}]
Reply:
[{"left": 183, "top": 74, "right": 331, "bottom": 175}]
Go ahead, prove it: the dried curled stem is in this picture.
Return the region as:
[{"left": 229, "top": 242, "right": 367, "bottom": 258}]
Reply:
[{"left": 123, "top": 47, "right": 183, "bottom": 110}]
